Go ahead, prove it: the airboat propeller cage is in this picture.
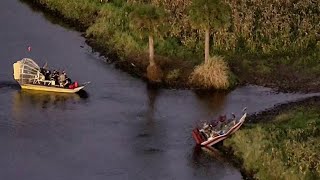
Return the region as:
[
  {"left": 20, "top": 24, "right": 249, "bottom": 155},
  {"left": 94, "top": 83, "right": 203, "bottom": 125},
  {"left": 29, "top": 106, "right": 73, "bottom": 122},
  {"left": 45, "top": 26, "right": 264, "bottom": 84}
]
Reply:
[{"left": 13, "top": 58, "right": 45, "bottom": 84}]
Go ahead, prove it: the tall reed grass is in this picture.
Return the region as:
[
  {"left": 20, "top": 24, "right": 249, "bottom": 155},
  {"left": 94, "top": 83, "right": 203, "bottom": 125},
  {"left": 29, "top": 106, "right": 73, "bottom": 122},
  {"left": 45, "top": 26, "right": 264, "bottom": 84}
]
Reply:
[{"left": 189, "top": 56, "right": 230, "bottom": 89}]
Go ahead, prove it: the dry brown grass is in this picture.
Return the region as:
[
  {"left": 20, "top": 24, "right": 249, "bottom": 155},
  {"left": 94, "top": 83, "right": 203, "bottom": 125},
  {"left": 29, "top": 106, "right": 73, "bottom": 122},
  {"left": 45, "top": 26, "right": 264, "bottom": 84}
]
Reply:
[
  {"left": 189, "top": 56, "right": 230, "bottom": 89},
  {"left": 147, "top": 64, "right": 163, "bottom": 82}
]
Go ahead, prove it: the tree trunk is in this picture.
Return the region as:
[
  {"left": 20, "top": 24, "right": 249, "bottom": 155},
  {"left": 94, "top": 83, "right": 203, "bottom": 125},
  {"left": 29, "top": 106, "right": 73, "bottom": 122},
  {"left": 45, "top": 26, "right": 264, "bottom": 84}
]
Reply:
[
  {"left": 147, "top": 34, "right": 162, "bottom": 82},
  {"left": 205, "top": 28, "right": 210, "bottom": 63},
  {"left": 149, "top": 35, "right": 155, "bottom": 66}
]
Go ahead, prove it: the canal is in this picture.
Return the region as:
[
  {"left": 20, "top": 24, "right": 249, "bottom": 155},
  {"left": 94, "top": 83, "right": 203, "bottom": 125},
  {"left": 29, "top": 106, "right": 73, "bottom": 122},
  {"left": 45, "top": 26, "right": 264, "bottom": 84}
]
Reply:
[{"left": 0, "top": 1, "right": 318, "bottom": 179}]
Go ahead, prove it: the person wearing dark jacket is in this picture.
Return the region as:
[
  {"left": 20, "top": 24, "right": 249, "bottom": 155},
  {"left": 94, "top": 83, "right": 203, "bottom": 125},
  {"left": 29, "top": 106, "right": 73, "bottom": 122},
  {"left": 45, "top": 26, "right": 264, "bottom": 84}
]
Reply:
[{"left": 64, "top": 77, "right": 72, "bottom": 88}]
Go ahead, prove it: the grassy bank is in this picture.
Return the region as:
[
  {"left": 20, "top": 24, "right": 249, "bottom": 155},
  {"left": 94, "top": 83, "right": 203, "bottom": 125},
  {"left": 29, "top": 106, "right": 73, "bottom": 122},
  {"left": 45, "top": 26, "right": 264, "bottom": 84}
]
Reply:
[
  {"left": 224, "top": 97, "right": 320, "bottom": 179},
  {"left": 25, "top": 0, "right": 320, "bottom": 91}
]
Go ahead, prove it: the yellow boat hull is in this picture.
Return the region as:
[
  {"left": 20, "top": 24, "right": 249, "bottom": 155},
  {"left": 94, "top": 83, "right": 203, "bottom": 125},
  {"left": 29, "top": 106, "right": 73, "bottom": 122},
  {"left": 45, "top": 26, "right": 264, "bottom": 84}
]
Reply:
[{"left": 20, "top": 84, "right": 85, "bottom": 93}]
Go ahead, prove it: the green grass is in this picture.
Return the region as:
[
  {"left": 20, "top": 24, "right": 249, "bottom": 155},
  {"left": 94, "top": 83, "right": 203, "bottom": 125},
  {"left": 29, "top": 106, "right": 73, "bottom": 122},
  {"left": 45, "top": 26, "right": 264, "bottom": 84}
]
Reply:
[
  {"left": 36, "top": 0, "right": 100, "bottom": 27},
  {"left": 224, "top": 106, "right": 320, "bottom": 180},
  {"left": 26, "top": 0, "right": 320, "bottom": 90}
]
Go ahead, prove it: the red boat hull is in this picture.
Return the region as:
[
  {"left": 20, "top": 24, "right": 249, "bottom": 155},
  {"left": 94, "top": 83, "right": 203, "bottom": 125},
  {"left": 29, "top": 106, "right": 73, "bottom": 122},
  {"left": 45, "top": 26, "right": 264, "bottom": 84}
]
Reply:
[{"left": 192, "top": 128, "right": 205, "bottom": 145}]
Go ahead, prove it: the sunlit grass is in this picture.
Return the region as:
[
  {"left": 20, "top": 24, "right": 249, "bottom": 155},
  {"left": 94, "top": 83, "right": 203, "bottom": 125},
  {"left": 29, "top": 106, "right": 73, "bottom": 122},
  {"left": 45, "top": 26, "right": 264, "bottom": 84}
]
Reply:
[{"left": 225, "top": 106, "right": 320, "bottom": 179}]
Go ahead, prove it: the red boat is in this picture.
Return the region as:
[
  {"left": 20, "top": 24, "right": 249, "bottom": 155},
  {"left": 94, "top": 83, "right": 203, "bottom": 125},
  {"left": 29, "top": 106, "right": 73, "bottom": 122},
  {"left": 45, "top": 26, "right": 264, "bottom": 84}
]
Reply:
[{"left": 192, "top": 108, "right": 247, "bottom": 148}]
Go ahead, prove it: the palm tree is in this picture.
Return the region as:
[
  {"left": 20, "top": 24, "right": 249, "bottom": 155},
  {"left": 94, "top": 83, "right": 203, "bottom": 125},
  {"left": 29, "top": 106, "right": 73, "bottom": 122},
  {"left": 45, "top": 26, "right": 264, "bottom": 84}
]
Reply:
[
  {"left": 189, "top": 0, "right": 231, "bottom": 63},
  {"left": 129, "top": 4, "right": 166, "bottom": 82}
]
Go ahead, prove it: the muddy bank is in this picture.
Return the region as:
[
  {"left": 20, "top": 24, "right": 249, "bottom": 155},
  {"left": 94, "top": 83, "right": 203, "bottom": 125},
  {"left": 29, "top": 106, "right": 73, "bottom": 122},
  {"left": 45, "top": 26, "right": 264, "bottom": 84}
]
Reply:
[
  {"left": 85, "top": 38, "right": 197, "bottom": 90},
  {"left": 234, "top": 66, "right": 320, "bottom": 93},
  {"left": 247, "top": 96, "right": 320, "bottom": 123}
]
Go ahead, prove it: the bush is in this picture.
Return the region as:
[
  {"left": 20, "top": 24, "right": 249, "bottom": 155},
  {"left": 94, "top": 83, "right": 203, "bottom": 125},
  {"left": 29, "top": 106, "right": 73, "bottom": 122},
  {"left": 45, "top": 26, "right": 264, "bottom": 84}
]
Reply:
[
  {"left": 147, "top": 64, "right": 163, "bottom": 82},
  {"left": 189, "top": 56, "right": 230, "bottom": 89},
  {"left": 166, "top": 69, "right": 180, "bottom": 81}
]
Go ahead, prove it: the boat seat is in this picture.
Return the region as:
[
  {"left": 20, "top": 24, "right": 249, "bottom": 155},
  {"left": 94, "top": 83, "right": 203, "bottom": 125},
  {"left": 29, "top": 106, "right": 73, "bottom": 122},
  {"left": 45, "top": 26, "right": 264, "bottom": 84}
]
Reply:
[{"left": 42, "top": 80, "right": 55, "bottom": 86}]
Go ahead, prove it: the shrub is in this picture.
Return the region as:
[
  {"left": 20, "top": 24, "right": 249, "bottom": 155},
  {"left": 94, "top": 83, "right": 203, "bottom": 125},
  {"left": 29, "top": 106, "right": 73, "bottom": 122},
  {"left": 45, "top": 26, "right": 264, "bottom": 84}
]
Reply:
[
  {"left": 166, "top": 69, "right": 180, "bottom": 81},
  {"left": 189, "top": 56, "right": 230, "bottom": 89},
  {"left": 147, "top": 64, "right": 163, "bottom": 82}
]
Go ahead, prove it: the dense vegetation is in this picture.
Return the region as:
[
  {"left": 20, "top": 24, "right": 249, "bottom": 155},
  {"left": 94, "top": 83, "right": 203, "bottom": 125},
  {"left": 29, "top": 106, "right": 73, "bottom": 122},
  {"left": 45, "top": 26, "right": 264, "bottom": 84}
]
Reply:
[
  {"left": 28, "top": 0, "right": 320, "bottom": 90},
  {"left": 225, "top": 99, "right": 320, "bottom": 179}
]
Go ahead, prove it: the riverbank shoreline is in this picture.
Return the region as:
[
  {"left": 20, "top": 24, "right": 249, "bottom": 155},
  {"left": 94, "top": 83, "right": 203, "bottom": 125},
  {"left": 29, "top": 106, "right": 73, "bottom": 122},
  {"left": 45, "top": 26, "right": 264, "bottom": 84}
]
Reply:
[
  {"left": 221, "top": 96, "right": 320, "bottom": 179},
  {"left": 22, "top": 0, "right": 320, "bottom": 93}
]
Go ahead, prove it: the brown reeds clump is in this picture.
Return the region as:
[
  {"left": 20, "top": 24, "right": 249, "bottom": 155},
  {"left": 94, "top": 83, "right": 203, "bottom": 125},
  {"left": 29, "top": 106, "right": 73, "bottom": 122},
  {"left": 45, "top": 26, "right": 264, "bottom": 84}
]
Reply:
[
  {"left": 189, "top": 56, "right": 230, "bottom": 89},
  {"left": 147, "top": 64, "right": 163, "bottom": 83}
]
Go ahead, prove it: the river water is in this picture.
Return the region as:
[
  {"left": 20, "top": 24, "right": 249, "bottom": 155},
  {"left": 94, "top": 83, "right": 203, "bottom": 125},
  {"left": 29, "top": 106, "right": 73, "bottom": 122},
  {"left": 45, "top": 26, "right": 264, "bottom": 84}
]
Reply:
[{"left": 0, "top": 1, "right": 319, "bottom": 180}]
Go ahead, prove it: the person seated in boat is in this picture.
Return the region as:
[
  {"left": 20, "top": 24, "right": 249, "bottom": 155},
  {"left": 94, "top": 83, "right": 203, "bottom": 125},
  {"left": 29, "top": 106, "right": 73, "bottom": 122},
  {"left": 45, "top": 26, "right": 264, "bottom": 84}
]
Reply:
[
  {"left": 44, "top": 69, "right": 51, "bottom": 80},
  {"left": 218, "top": 115, "right": 227, "bottom": 128},
  {"left": 201, "top": 123, "right": 211, "bottom": 139},
  {"left": 52, "top": 70, "right": 58, "bottom": 77},
  {"left": 210, "top": 119, "right": 220, "bottom": 130},
  {"left": 202, "top": 122, "right": 209, "bottom": 130},
  {"left": 64, "top": 77, "right": 72, "bottom": 88},
  {"left": 58, "top": 71, "right": 66, "bottom": 87},
  {"left": 226, "top": 113, "right": 237, "bottom": 126},
  {"left": 40, "top": 67, "right": 46, "bottom": 75},
  {"left": 52, "top": 70, "right": 59, "bottom": 85},
  {"left": 209, "top": 130, "right": 219, "bottom": 138},
  {"left": 231, "top": 113, "right": 236, "bottom": 120},
  {"left": 219, "top": 115, "right": 227, "bottom": 122}
]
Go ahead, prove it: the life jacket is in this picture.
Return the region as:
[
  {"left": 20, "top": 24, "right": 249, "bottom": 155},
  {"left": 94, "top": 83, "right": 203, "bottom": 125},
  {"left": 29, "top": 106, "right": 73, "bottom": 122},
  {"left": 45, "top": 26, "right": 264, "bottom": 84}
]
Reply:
[{"left": 74, "top": 81, "right": 78, "bottom": 88}]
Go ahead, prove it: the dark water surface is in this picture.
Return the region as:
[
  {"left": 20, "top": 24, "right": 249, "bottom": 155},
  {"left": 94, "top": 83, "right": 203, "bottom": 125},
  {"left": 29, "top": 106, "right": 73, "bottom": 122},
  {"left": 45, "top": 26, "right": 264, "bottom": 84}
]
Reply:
[{"left": 1, "top": 1, "right": 318, "bottom": 180}]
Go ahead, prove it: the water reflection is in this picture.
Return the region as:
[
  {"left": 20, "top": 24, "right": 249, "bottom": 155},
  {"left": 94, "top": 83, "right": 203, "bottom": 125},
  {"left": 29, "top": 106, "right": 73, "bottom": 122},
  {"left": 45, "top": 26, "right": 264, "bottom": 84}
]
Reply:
[
  {"left": 11, "top": 90, "right": 88, "bottom": 133},
  {"left": 145, "top": 84, "right": 159, "bottom": 123},
  {"left": 132, "top": 84, "right": 164, "bottom": 147},
  {"left": 12, "top": 90, "right": 86, "bottom": 110},
  {"left": 194, "top": 90, "right": 228, "bottom": 117},
  {"left": 191, "top": 146, "right": 237, "bottom": 179}
]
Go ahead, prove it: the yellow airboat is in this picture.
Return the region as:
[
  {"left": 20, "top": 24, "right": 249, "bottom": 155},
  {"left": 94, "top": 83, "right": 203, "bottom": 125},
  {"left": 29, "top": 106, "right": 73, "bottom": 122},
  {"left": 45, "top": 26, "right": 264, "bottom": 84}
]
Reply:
[{"left": 13, "top": 58, "right": 89, "bottom": 93}]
